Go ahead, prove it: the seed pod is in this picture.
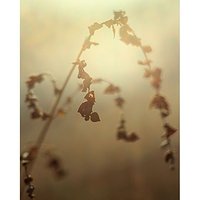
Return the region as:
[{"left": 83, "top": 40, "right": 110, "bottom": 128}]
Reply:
[
  {"left": 21, "top": 159, "right": 29, "bottom": 166},
  {"left": 28, "top": 193, "right": 35, "bottom": 199},
  {"left": 26, "top": 185, "right": 35, "bottom": 194},
  {"left": 24, "top": 175, "right": 33, "bottom": 185}
]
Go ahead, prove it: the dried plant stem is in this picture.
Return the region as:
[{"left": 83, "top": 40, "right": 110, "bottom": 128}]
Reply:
[
  {"left": 138, "top": 40, "right": 175, "bottom": 168},
  {"left": 21, "top": 40, "right": 87, "bottom": 198}
]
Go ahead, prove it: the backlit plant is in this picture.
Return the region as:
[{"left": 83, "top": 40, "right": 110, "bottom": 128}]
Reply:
[{"left": 21, "top": 11, "right": 177, "bottom": 199}]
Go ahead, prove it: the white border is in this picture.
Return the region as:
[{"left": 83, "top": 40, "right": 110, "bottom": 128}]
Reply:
[
  {"left": 1, "top": 0, "right": 199, "bottom": 199},
  {"left": 0, "top": 0, "right": 20, "bottom": 199},
  {"left": 180, "top": 0, "right": 200, "bottom": 199}
]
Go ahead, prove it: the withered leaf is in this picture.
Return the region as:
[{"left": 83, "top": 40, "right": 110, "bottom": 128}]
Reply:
[
  {"left": 119, "top": 25, "right": 141, "bottom": 46},
  {"left": 151, "top": 79, "right": 161, "bottom": 89},
  {"left": 117, "top": 130, "right": 127, "bottom": 140},
  {"left": 160, "top": 111, "right": 169, "bottom": 118},
  {"left": 84, "top": 91, "right": 95, "bottom": 102},
  {"left": 119, "top": 16, "right": 128, "bottom": 25},
  {"left": 78, "top": 101, "right": 93, "bottom": 118},
  {"left": 78, "top": 91, "right": 100, "bottom": 121},
  {"left": 82, "top": 77, "right": 92, "bottom": 92},
  {"left": 114, "top": 11, "right": 126, "bottom": 21},
  {"left": 117, "top": 130, "right": 139, "bottom": 143},
  {"left": 26, "top": 74, "right": 44, "bottom": 89},
  {"left": 25, "top": 93, "right": 38, "bottom": 109},
  {"left": 163, "top": 123, "right": 177, "bottom": 138},
  {"left": 25, "top": 92, "right": 37, "bottom": 102},
  {"left": 104, "top": 84, "right": 120, "bottom": 94},
  {"left": 48, "top": 157, "right": 60, "bottom": 170},
  {"left": 130, "top": 36, "right": 141, "bottom": 46},
  {"left": 115, "top": 97, "right": 125, "bottom": 108},
  {"left": 24, "top": 175, "right": 33, "bottom": 185},
  {"left": 88, "top": 22, "right": 103, "bottom": 35},
  {"left": 31, "top": 109, "right": 42, "bottom": 119},
  {"left": 103, "top": 19, "right": 115, "bottom": 28},
  {"left": 21, "top": 146, "right": 38, "bottom": 163},
  {"left": 160, "top": 139, "right": 170, "bottom": 148},
  {"left": 90, "top": 112, "right": 100, "bottom": 122},
  {"left": 77, "top": 61, "right": 89, "bottom": 79},
  {"left": 29, "top": 74, "right": 44, "bottom": 83},
  {"left": 169, "top": 165, "right": 175, "bottom": 171},
  {"left": 119, "top": 24, "right": 132, "bottom": 38},
  {"left": 82, "top": 38, "right": 99, "bottom": 51},
  {"left": 76, "top": 60, "right": 92, "bottom": 92},
  {"left": 26, "top": 81, "right": 34, "bottom": 90},
  {"left": 138, "top": 60, "right": 152, "bottom": 66},
  {"left": 164, "top": 150, "right": 175, "bottom": 164},
  {"left": 20, "top": 152, "right": 30, "bottom": 161},
  {"left": 151, "top": 68, "right": 161, "bottom": 79},
  {"left": 144, "top": 68, "right": 152, "bottom": 78},
  {"left": 78, "top": 68, "right": 90, "bottom": 79},
  {"left": 119, "top": 24, "right": 141, "bottom": 46},
  {"left": 26, "top": 185, "right": 35, "bottom": 194},
  {"left": 151, "top": 68, "right": 162, "bottom": 89},
  {"left": 126, "top": 132, "right": 139, "bottom": 142},
  {"left": 45, "top": 151, "right": 66, "bottom": 179},
  {"left": 21, "top": 159, "right": 29, "bottom": 166},
  {"left": 73, "top": 60, "right": 87, "bottom": 68},
  {"left": 116, "top": 117, "right": 139, "bottom": 142},
  {"left": 42, "top": 112, "right": 51, "bottom": 120},
  {"left": 117, "top": 118, "right": 125, "bottom": 130},
  {"left": 142, "top": 45, "right": 152, "bottom": 53},
  {"left": 56, "top": 169, "right": 67, "bottom": 179},
  {"left": 150, "top": 94, "right": 169, "bottom": 112}
]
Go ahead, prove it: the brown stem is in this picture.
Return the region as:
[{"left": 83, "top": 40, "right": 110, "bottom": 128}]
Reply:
[{"left": 21, "top": 39, "right": 87, "bottom": 199}]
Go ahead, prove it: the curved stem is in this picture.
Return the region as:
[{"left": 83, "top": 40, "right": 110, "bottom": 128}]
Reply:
[{"left": 21, "top": 42, "right": 86, "bottom": 198}]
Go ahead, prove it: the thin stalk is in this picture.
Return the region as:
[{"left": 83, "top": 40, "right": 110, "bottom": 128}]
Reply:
[{"left": 21, "top": 38, "right": 87, "bottom": 198}]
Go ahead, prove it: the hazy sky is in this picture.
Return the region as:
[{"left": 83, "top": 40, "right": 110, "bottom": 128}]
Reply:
[{"left": 21, "top": 0, "right": 179, "bottom": 199}]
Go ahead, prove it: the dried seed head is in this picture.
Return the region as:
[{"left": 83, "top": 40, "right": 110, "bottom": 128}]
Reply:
[
  {"left": 21, "top": 159, "right": 29, "bottom": 166},
  {"left": 26, "top": 185, "right": 35, "bottom": 194},
  {"left": 24, "top": 175, "right": 33, "bottom": 185},
  {"left": 28, "top": 193, "right": 35, "bottom": 199},
  {"left": 21, "top": 152, "right": 30, "bottom": 160}
]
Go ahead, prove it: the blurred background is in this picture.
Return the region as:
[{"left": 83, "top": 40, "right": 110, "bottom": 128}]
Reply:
[{"left": 20, "top": 0, "right": 179, "bottom": 199}]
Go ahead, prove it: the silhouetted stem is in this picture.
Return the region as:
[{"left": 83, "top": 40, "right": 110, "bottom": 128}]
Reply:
[
  {"left": 139, "top": 40, "right": 174, "bottom": 166},
  {"left": 21, "top": 37, "right": 90, "bottom": 198}
]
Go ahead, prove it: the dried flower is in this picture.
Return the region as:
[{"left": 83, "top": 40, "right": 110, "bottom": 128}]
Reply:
[
  {"left": 119, "top": 25, "right": 141, "bottom": 46},
  {"left": 117, "top": 118, "right": 139, "bottom": 143},
  {"left": 88, "top": 22, "right": 103, "bottom": 35},
  {"left": 45, "top": 151, "right": 67, "bottom": 179},
  {"left": 163, "top": 123, "right": 177, "bottom": 138},
  {"left": 150, "top": 94, "right": 169, "bottom": 112},
  {"left": 78, "top": 91, "right": 100, "bottom": 122},
  {"left": 104, "top": 84, "right": 120, "bottom": 94},
  {"left": 115, "top": 97, "right": 125, "bottom": 108},
  {"left": 142, "top": 45, "right": 152, "bottom": 53}
]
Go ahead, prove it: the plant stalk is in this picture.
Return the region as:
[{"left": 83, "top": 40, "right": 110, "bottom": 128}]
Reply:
[{"left": 21, "top": 42, "right": 86, "bottom": 199}]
